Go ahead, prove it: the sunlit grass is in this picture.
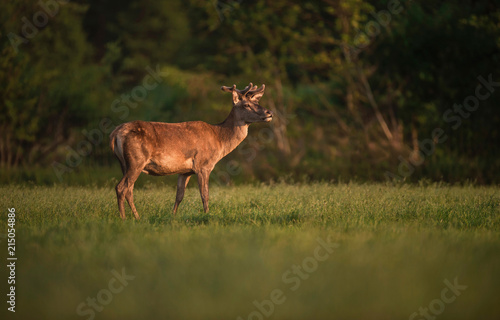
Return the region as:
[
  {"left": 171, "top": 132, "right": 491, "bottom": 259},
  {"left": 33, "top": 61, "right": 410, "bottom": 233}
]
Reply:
[{"left": 1, "top": 183, "right": 499, "bottom": 319}]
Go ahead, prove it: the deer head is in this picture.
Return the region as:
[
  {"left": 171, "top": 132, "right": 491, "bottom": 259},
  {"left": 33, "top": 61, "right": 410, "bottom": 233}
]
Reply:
[{"left": 221, "top": 83, "right": 273, "bottom": 123}]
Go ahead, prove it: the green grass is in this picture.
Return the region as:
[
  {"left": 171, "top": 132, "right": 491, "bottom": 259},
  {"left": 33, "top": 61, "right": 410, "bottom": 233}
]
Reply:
[{"left": 1, "top": 183, "right": 499, "bottom": 320}]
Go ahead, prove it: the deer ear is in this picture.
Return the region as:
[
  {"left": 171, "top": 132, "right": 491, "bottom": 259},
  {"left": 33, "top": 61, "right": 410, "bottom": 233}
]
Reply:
[
  {"left": 250, "top": 91, "right": 264, "bottom": 102},
  {"left": 249, "top": 84, "right": 266, "bottom": 102},
  {"left": 232, "top": 91, "right": 242, "bottom": 104}
]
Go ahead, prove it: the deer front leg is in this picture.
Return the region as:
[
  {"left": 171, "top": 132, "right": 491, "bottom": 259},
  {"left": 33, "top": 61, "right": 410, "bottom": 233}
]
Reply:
[
  {"left": 173, "top": 173, "right": 192, "bottom": 214},
  {"left": 197, "top": 171, "right": 210, "bottom": 213}
]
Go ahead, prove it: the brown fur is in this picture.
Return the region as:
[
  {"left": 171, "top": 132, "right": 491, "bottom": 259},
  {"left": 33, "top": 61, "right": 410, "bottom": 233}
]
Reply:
[{"left": 110, "top": 83, "right": 272, "bottom": 219}]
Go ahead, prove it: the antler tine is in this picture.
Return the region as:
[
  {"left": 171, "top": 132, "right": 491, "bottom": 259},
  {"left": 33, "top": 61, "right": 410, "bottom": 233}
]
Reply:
[
  {"left": 234, "top": 82, "right": 253, "bottom": 96},
  {"left": 220, "top": 84, "right": 237, "bottom": 92},
  {"left": 221, "top": 83, "right": 264, "bottom": 96},
  {"left": 248, "top": 84, "right": 266, "bottom": 96}
]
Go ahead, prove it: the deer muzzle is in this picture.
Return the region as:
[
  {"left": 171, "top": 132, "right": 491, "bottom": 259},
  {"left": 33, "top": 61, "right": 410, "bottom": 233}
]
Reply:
[{"left": 262, "top": 109, "right": 273, "bottom": 122}]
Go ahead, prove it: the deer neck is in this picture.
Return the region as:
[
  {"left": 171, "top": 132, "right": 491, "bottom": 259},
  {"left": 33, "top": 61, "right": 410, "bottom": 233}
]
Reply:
[{"left": 215, "top": 109, "right": 249, "bottom": 157}]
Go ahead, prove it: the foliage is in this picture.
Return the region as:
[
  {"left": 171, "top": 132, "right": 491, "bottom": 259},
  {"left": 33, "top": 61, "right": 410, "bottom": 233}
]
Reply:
[
  {"left": 0, "top": 1, "right": 116, "bottom": 167},
  {"left": 1, "top": 0, "right": 499, "bottom": 183}
]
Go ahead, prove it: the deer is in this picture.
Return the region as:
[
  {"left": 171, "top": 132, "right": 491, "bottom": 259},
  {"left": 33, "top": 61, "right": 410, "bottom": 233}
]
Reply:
[{"left": 109, "top": 83, "right": 273, "bottom": 219}]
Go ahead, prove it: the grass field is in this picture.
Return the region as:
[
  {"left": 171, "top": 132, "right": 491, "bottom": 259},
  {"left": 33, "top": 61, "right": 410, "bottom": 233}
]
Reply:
[{"left": 1, "top": 183, "right": 499, "bottom": 320}]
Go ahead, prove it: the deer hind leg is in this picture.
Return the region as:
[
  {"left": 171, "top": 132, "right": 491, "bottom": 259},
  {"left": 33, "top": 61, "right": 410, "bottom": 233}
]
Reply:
[
  {"left": 116, "top": 166, "right": 143, "bottom": 220},
  {"left": 124, "top": 167, "right": 142, "bottom": 220},
  {"left": 116, "top": 176, "right": 128, "bottom": 220},
  {"left": 173, "top": 173, "right": 192, "bottom": 214},
  {"left": 197, "top": 170, "right": 210, "bottom": 213},
  {"left": 118, "top": 159, "right": 126, "bottom": 175},
  {"left": 114, "top": 135, "right": 129, "bottom": 219},
  {"left": 115, "top": 141, "right": 146, "bottom": 219},
  {"left": 115, "top": 161, "right": 131, "bottom": 218}
]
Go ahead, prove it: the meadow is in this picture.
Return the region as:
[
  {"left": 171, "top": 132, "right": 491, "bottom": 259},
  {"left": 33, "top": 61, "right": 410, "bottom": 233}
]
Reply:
[{"left": 1, "top": 183, "right": 499, "bottom": 320}]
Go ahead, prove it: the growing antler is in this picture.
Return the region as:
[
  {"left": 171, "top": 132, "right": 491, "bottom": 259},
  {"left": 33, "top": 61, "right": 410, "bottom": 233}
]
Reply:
[
  {"left": 221, "top": 83, "right": 265, "bottom": 98},
  {"left": 247, "top": 84, "right": 265, "bottom": 97},
  {"left": 221, "top": 83, "right": 254, "bottom": 94}
]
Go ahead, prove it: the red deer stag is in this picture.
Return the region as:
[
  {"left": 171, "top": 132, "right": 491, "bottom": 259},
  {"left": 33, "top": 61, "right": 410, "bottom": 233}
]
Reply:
[{"left": 109, "top": 83, "right": 273, "bottom": 219}]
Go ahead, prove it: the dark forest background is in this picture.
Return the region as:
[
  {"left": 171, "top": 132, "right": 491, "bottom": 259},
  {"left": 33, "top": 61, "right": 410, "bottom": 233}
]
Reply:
[{"left": 1, "top": 0, "right": 499, "bottom": 185}]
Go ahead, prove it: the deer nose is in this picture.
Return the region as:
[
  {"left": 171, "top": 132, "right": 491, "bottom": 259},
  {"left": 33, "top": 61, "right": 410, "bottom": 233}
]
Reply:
[{"left": 262, "top": 109, "right": 273, "bottom": 122}]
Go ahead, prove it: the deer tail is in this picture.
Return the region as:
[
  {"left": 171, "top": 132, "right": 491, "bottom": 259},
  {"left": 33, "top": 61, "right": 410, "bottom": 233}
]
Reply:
[
  {"left": 110, "top": 128, "right": 117, "bottom": 153},
  {"left": 109, "top": 124, "right": 123, "bottom": 153},
  {"left": 109, "top": 124, "right": 127, "bottom": 171}
]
